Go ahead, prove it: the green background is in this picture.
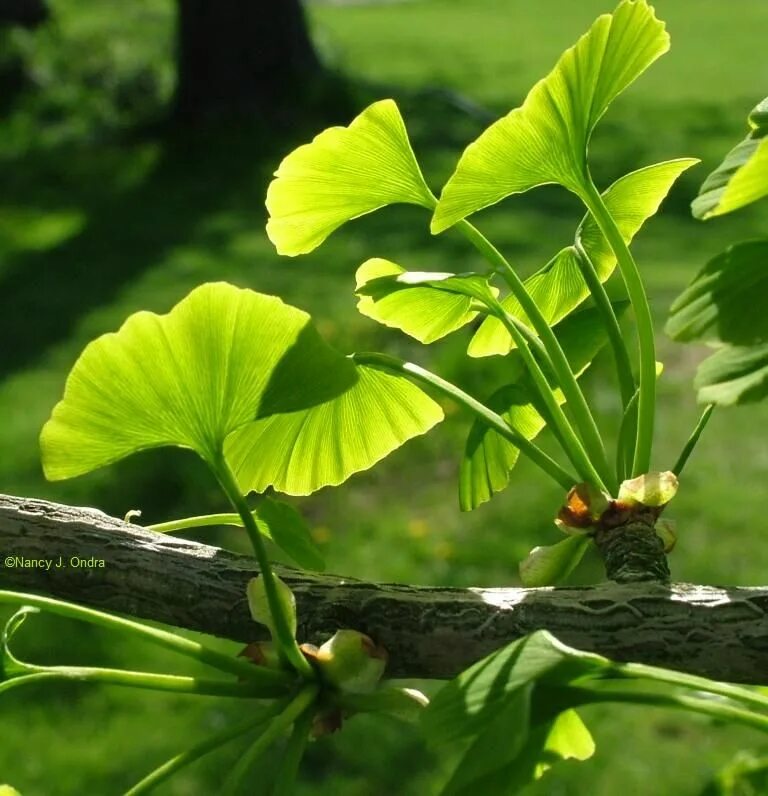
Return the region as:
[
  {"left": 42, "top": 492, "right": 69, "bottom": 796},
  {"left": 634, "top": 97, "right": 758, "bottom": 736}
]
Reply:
[{"left": 1, "top": 0, "right": 768, "bottom": 793}]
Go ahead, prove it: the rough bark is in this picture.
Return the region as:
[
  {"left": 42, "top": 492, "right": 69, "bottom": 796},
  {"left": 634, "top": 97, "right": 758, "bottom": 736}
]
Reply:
[
  {"left": 173, "top": 0, "right": 322, "bottom": 121},
  {"left": 2, "top": 494, "right": 768, "bottom": 683}
]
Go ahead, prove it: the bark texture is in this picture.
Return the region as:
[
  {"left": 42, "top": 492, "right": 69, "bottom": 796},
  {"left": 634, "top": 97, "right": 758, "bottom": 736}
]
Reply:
[{"left": 2, "top": 494, "right": 768, "bottom": 683}]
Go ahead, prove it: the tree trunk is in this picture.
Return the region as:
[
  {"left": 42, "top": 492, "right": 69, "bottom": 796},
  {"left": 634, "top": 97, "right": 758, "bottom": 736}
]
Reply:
[{"left": 173, "top": 0, "right": 323, "bottom": 121}]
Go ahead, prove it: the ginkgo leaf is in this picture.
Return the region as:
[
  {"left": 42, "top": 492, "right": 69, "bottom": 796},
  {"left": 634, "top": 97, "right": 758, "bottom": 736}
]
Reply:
[
  {"left": 225, "top": 363, "right": 443, "bottom": 495},
  {"left": 41, "top": 283, "right": 442, "bottom": 495},
  {"left": 255, "top": 498, "right": 325, "bottom": 572},
  {"left": 422, "top": 630, "right": 607, "bottom": 747},
  {"left": 692, "top": 96, "right": 768, "bottom": 219},
  {"left": 694, "top": 342, "right": 768, "bottom": 406},
  {"left": 666, "top": 240, "right": 768, "bottom": 345},
  {"left": 432, "top": 0, "right": 669, "bottom": 232},
  {"left": 355, "top": 258, "right": 498, "bottom": 343},
  {"left": 460, "top": 304, "right": 624, "bottom": 510},
  {"left": 266, "top": 99, "right": 434, "bottom": 256},
  {"left": 469, "top": 159, "right": 697, "bottom": 357}
]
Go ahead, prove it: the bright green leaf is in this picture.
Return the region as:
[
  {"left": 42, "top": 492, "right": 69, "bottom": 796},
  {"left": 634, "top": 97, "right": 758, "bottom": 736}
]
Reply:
[
  {"left": 255, "top": 498, "right": 325, "bottom": 572},
  {"left": 694, "top": 342, "right": 768, "bottom": 406},
  {"left": 667, "top": 240, "right": 768, "bottom": 345},
  {"left": 225, "top": 362, "right": 443, "bottom": 495},
  {"left": 247, "top": 575, "right": 297, "bottom": 640},
  {"left": 519, "top": 536, "right": 590, "bottom": 587},
  {"left": 41, "top": 283, "right": 442, "bottom": 494},
  {"left": 469, "top": 159, "right": 696, "bottom": 357},
  {"left": 692, "top": 96, "right": 768, "bottom": 219},
  {"left": 432, "top": 0, "right": 670, "bottom": 232},
  {"left": 355, "top": 258, "right": 498, "bottom": 343},
  {"left": 422, "top": 631, "right": 607, "bottom": 747},
  {"left": 266, "top": 99, "right": 434, "bottom": 256},
  {"left": 460, "top": 304, "right": 624, "bottom": 510},
  {"left": 536, "top": 709, "right": 596, "bottom": 778}
]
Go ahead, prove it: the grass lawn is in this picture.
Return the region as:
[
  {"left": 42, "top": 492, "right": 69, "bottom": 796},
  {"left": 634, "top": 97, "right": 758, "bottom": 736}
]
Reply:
[{"left": 1, "top": 0, "right": 768, "bottom": 793}]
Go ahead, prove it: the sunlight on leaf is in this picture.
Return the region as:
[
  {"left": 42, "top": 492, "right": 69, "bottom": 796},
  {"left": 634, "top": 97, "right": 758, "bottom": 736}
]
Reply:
[
  {"left": 535, "top": 709, "right": 595, "bottom": 778},
  {"left": 423, "top": 631, "right": 606, "bottom": 747},
  {"left": 469, "top": 159, "right": 696, "bottom": 357},
  {"left": 266, "top": 99, "right": 434, "bottom": 256},
  {"left": 432, "top": 0, "right": 670, "bottom": 232},
  {"left": 692, "top": 96, "right": 768, "bottom": 219},
  {"left": 355, "top": 258, "right": 498, "bottom": 343},
  {"left": 41, "top": 283, "right": 442, "bottom": 494}
]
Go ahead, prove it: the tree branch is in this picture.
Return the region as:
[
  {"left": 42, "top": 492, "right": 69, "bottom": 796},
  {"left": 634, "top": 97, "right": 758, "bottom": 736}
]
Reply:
[{"left": 2, "top": 494, "right": 768, "bottom": 683}]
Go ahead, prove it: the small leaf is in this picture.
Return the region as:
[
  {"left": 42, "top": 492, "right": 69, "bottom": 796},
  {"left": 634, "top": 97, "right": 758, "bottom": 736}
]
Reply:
[
  {"left": 41, "top": 283, "right": 443, "bottom": 495},
  {"left": 422, "top": 630, "right": 607, "bottom": 747},
  {"left": 694, "top": 342, "right": 768, "bottom": 406},
  {"left": 618, "top": 471, "right": 678, "bottom": 507},
  {"left": 536, "top": 709, "right": 595, "bottom": 778},
  {"left": 355, "top": 259, "right": 497, "bottom": 343},
  {"left": 432, "top": 0, "right": 670, "bottom": 232},
  {"left": 469, "top": 159, "right": 695, "bottom": 357},
  {"left": 520, "top": 536, "right": 590, "bottom": 587},
  {"left": 266, "top": 99, "right": 434, "bottom": 256},
  {"left": 247, "top": 575, "right": 297, "bottom": 640},
  {"left": 556, "top": 482, "right": 611, "bottom": 530},
  {"left": 255, "top": 498, "right": 325, "bottom": 572},
  {"left": 693, "top": 96, "right": 768, "bottom": 219},
  {"left": 667, "top": 240, "right": 768, "bottom": 346}
]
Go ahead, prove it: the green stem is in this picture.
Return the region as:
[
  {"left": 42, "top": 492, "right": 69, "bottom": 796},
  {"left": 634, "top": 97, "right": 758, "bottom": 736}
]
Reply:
[
  {"left": 223, "top": 685, "right": 319, "bottom": 795},
  {"left": 148, "top": 512, "right": 253, "bottom": 534},
  {"left": 214, "top": 458, "right": 313, "bottom": 679},
  {"left": 125, "top": 701, "right": 287, "bottom": 796},
  {"left": 581, "top": 179, "right": 656, "bottom": 477},
  {"left": 0, "top": 591, "right": 291, "bottom": 689},
  {"left": 456, "top": 219, "right": 614, "bottom": 491},
  {"left": 494, "top": 306, "right": 608, "bottom": 491},
  {"left": 573, "top": 241, "right": 636, "bottom": 410},
  {"left": 273, "top": 706, "right": 314, "bottom": 796},
  {"left": 352, "top": 351, "right": 577, "bottom": 491},
  {"left": 672, "top": 404, "right": 715, "bottom": 477},
  {"left": 567, "top": 682, "right": 768, "bottom": 735},
  {"left": 3, "top": 664, "right": 277, "bottom": 698},
  {"left": 616, "top": 389, "right": 639, "bottom": 483},
  {"left": 610, "top": 659, "right": 768, "bottom": 714}
]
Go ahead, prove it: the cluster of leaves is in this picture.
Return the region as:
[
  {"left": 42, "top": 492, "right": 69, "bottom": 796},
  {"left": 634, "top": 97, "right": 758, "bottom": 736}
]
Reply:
[
  {"left": 668, "top": 96, "right": 768, "bottom": 406},
  {"left": 2, "top": 1, "right": 768, "bottom": 793}
]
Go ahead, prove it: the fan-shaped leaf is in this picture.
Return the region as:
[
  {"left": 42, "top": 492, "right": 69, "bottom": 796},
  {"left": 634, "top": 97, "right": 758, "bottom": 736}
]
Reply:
[
  {"left": 225, "top": 363, "right": 443, "bottom": 495},
  {"left": 355, "top": 258, "right": 497, "bottom": 343},
  {"left": 422, "top": 630, "right": 606, "bottom": 747},
  {"left": 460, "top": 304, "right": 625, "bottom": 510},
  {"left": 667, "top": 240, "right": 768, "bottom": 345},
  {"left": 266, "top": 100, "right": 434, "bottom": 256},
  {"left": 695, "top": 342, "right": 768, "bottom": 406},
  {"left": 692, "top": 96, "right": 768, "bottom": 219},
  {"left": 41, "top": 283, "right": 442, "bottom": 494},
  {"left": 432, "top": 0, "right": 669, "bottom": 233},
  {"left": 469, "top": 159, "right": 697, "bottom": 357}
]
